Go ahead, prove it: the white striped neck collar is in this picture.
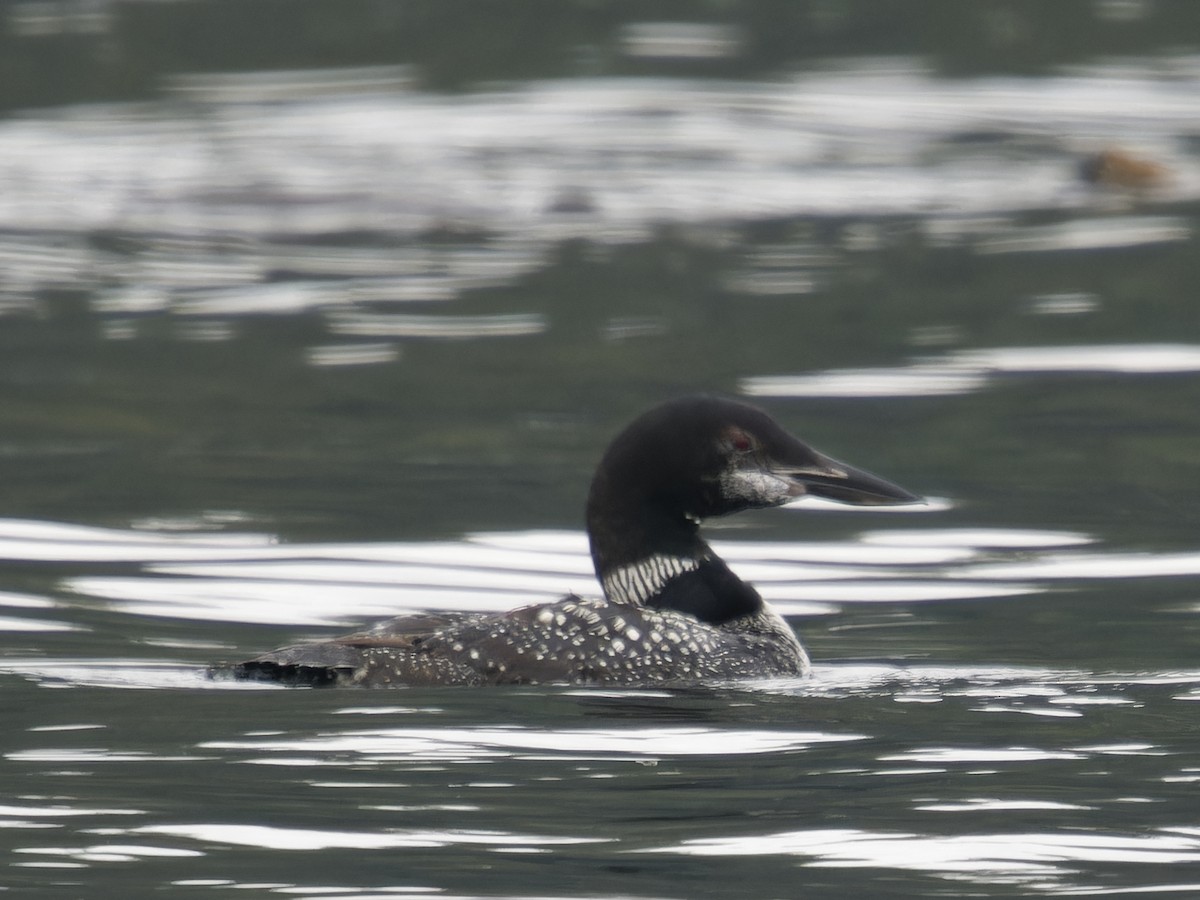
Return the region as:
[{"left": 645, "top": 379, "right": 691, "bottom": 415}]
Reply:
[{"left": 601, "top": 553, "right": 703, "bottom": 606}]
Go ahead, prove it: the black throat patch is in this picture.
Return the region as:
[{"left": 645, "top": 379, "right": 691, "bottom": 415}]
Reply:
[{"left": 623, "top": 557, "right": 763, "bottom": 625}]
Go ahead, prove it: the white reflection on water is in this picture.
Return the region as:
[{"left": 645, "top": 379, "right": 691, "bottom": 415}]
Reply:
[
  {"left": 0, "top": 513, "right": 1183, "bottom": 653},
  {"left": 10, "top": 825, "right": 604, "bottom": 869},
  {"left": 619, "top": 22, "right": 745, "bottom": 61},
  {"left": 0, "top": 615, "right": 80, "bottom": 633},
  {"left": 170, "top": 282, "right": 340, "bottom": 316},
  {"left": 48, "top": 518, "right": 1048, "bottom": 625},
  {"left": 128, "top": 822, "right": 606, "bottom": 852},
  {"left": 861, "top": 528, "right": 1093, "bottom": 549},
  {"left": 6, "top": 747, "right": 207, "bottom": 764},
  {"left": 975, "top": 215, "right": 1191, "bottom": 254},
  {"left": 963, "top": 344, "right": 1200, "bottom": 373},
  {"left": 745, "top": 366, "right": 989, "bottom": 398},
  {"left": 957, "top": 552, "right": 1200, "bottom": 580},
  {"left": 328, "top": 312, "right": 547, "bottom": 339},
  {"left": 1026, "top": 291, "right": 1102, "bottom": 316},
  {"left": 165, "top": 65, "right": 417, "bottom": 103},
  {"left": 0, "top": 514, "right": 1167, "bottom": 628},
  {"left": 914, "top": 798, "right": 1092, "bottom": 812},
  {"left": 638, "top": 827, "right": 1200, "bottom": 883},
  {"left": 879, "top": 747, "right": 1085, "bottom": 763},
  {"left": 201, "top": 726, "right": 864, "bottom": 761},
  {"left": 0, "top": 586, "right": 77, "bottom": 632},
  {"left": 78, "top": 578, "right": 576, "bottom": 626},
  {"left": 743, "top": 343, "right": 1200, "bottom": 398},
  {"left": 0, "top": 803, "right": 142, "bottom": 819},
  {"left": 305, "top": 343, "right": 401, "bottom": 368},
  {"left": 13, "top": 844, "right": 202, "bottom": 865},
  {"left": 0, "top": 659, "right": 228, "bottom": 690}
]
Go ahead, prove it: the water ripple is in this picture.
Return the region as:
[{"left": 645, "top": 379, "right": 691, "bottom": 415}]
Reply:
[{"left": 743, "top": 343, "right": 1200, "bottom": 398}]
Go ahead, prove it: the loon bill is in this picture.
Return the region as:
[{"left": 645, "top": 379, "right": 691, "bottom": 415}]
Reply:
[{"left": 220, "top": 395, "right": 921, "bottom": 687}]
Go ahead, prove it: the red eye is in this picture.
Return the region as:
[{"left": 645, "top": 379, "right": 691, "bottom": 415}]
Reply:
[{"left": 729, "top": 430, "right": 753, "bottom": 453}]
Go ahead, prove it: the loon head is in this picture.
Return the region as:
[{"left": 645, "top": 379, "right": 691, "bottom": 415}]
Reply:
[{"left": 585, "top": 395, "right": 920, "bottom": 580}]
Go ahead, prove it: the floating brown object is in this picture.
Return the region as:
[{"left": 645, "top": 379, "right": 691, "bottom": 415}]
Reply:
[{"left": 1080, "top": 148, "right": 1169, "bottom": 191}]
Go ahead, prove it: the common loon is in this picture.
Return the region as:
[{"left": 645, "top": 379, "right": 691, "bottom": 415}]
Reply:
[{"left": 225, "top": 395, "right": 920, "bottom": 687}]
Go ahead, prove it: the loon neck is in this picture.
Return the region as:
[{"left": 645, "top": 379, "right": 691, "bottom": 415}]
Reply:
[
  {"left": 586, "top": 496, "right": 763, "bottom": 624},
  {"left": 585, "top": 491, "right": 707, "bottom": 579}
]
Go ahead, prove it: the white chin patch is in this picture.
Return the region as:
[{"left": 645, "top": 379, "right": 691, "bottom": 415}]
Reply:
[{"left": 719, "top": 468, "right": 793, "bottom": 506}]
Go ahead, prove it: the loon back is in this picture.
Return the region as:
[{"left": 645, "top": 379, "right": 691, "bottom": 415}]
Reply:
[
  {"left": 232, "top": 593, "right": 808, "bottom": 687},
  {"left": 222, "top": 395, "right": 920, "bottom": 687}
]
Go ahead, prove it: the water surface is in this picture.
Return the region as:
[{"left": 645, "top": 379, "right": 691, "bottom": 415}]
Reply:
[{"left": 3, "top": 3, "right": 1200, "bottom": 897}]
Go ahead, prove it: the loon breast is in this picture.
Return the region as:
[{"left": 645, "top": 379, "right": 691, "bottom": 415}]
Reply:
[{"left": 221, "top": 395, "right": 920, "bottom": 688}]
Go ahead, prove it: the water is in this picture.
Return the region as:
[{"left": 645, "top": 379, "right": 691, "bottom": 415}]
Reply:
[{"left": 3, "top": 2, "right": 1200, "bottom": 896}]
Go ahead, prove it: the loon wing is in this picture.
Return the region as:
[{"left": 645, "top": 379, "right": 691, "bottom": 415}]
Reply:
[
  {"left": 224, "top": 610, "right": 485, "bottom": 686},
  {"left": 223, "top": 603, "right": 591, "bottom": 687}
]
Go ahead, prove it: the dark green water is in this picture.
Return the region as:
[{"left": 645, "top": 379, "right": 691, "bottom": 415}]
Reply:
[{"left": 2, "top": 2, "right": 1200, "bottom": 897}]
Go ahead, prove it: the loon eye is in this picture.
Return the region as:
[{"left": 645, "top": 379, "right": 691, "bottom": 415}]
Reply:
[{"left": 727, "top": 428, "right": 754, "bottom": 453}]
